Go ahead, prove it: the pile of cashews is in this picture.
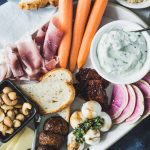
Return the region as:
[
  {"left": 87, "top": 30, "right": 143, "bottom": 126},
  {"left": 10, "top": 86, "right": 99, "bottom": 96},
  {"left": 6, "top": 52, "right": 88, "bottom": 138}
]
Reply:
[{"left": 0, "top": 87, "right": 32, "bottom": 136}]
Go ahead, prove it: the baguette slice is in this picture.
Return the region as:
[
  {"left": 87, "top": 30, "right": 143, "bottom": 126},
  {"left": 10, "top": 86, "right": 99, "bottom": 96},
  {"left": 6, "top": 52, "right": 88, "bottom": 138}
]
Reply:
[{"left": 20, "top": 68, "right": 75, "bottom": 114}]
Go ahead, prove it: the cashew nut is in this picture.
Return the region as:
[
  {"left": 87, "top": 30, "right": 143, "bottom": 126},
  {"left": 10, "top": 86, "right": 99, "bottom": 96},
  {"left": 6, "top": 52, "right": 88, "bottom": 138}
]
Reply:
[
  {"left": 16, "top": 114, "right": 25, "bottom": 122},
  {"left": 0, "top": 109, "right": 5, "bottom": 123},
  {"left": 8, "top": 92, "right": 17, "bottom": 100},
  {"left": 3, "top": 87, "right": 13, "bottom": 94},
  {"left": 6, "top": 128, "right": 14, "bottom": 134},
  {"left": 7, "top": 110, "right": 15, "bottom": 120},
  {"left": 22, "top": 103, "right": 32, "bottom": 116},
  {"left": 2, "top": 94, "right": 18, "bottom": 106},
  {"left": 13, "top": 120, "right": 21, "bottom": 128},
  {"left": 0, "top": 123, "right": 8, "bottom": 136},
  {"left": 1, "top": 105, "right": 13, "bottom": 113},
  {"left": 14, "top": 104, "right": 22, "bottom": 109},
  {"left": 19, "top": 108, "right": 23, "bottom": 114},
  {"left": 14, "top": 109, "right": 19, "bottom": 115},
  {"left": 4, "top": 117, "right": 13, "bottom": 128},
  {"left": 0, "top": 97, "right": 4, "bottom": 106}
]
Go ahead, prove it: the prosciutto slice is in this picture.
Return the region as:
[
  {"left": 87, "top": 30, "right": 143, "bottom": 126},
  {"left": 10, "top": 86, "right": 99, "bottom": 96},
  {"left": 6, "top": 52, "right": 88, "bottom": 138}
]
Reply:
[
  {"left": 43, "top": 17, "right": 63, "bottom": 61},
  {"left": 0, "top": 65, "right": 8, "bottom": 81},
  {"left": 35, "top": 24, "right": 48, "bottom": 46},
  {"left": 17, "top": 38, "right": 43, "bottom": 77},
  {"left": 7, "top": 46, "right": 24, "bottom": 78}
]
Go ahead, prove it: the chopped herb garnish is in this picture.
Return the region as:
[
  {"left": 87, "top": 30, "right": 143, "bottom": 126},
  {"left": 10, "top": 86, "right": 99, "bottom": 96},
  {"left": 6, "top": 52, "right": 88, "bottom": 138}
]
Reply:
[{"left": 73, "top": 116, "right": 104, "bottom": 144}]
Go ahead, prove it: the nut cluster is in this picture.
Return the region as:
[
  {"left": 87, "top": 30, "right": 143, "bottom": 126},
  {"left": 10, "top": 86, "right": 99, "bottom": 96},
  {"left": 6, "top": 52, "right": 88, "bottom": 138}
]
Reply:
[{"left": 0, "top": 87, "right": 32, "bottom": 136}]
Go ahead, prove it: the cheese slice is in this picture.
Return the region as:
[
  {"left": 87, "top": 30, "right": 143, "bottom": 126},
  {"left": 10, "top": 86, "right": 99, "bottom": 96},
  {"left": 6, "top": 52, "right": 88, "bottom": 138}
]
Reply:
[
  {"left": 0, "top": 129, "right": 24, "bottom": 150},
  {"left": 13, "top": 127, "right": 34, "bottom": 150}
]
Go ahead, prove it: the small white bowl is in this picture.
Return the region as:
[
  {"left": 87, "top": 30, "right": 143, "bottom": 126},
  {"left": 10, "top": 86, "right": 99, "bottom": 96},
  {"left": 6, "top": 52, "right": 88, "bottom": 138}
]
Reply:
[
  {"left": 116, "top": 0, "right": 150, "bottom": 9},
  {"left": 90, "top": 20, "right": 150, "bottom": 84}
]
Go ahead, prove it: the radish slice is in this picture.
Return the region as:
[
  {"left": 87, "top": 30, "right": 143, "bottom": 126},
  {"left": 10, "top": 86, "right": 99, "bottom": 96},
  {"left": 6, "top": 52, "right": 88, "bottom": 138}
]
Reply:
[
  {"left": 143, "top": 73, "right": 150, "bottom": 84},
  {"left": 100, "top": 112, "right": 112, "bottom": 132},
  {"left": 136, "top": 80, "right": 150, "bottom": 98},
  {"left": 144, "top": 98, "right": 150, "bottom": 118},
  {"left": 109, "top": 85, "right": 128, "bottom": 119},
  {"left": 114, "top": 85, "right": 136, "bottom": 124},
  {"left": 136, "top": 80, "right": 150, "bottom": 117},
  {"left": 126, "top": 85, "right": 144, "bottom": 124}
]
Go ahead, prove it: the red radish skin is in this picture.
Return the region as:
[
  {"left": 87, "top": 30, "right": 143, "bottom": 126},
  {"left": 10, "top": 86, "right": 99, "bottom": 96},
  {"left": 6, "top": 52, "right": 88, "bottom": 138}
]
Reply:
[
  {"left": 109, "top": 85, "right": 128, "bottom": 120},
  {"left": 114, "top": 85, "right": 136, "bottom": 124},
  {"left": 144, "top": 98, "right": 150, "bottom": 118},
  {"left": 143, "top": 73, "right": 150, "bottom": 84},
  {"left": 136, "top": 80, "right": 150, "bottom": 98},
  {"left": 136, "top": 80, "right": 150, "bottom": 117},
  {"left": 126, "top": 85, "right": 144, "bottom": 124}
]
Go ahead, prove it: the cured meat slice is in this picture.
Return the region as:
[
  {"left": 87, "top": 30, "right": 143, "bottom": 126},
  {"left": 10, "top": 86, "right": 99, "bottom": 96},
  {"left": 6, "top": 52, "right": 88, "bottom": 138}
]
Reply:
[
  {"left": 35, "top": 24, "right": 48, "bottom": 45},
  {"left": 7, "top": 46, "right": 24, "bottom": 78},
  {"left": 0, "top": 65, "right": 7, "bottom": 81},
  {"left": 45, "top": 57, "right": 59, "bottom": 71},
  {"left": 136, "top": 80, "right": 150, "bottom": 98},
  {"left": 109, "top": 85, "right": 128, "bottom": 119},
  {"left": 43, "top": 17, "right": 63, "bottom": 61},
  {"left": 114, "top": 85, "right": 136, "bottom": 124},
  {"left": 17, "top": 38, "right": 43, "bottom": 77},
  {"left": 126, "top": 85, "right": 144, "bottom": 124}
]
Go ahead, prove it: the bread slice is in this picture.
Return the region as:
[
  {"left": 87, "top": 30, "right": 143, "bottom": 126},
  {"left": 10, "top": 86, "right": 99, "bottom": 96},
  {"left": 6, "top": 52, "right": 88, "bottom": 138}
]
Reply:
[
  {"left": 20, "top": 68, "right": 75, "bottom": 114},
  {"left": 40, "top": 68, "right": 73, "bottom": 82},
  {"left": 58, "top": 107, "right": 70, "bottom": 122}
]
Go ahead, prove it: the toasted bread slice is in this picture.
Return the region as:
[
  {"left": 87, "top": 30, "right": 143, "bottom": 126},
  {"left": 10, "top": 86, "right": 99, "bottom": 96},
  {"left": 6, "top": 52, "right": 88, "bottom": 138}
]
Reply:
[
  {"left": 20, "top": 68, "right": 75, "bottom": 114},
  {"left": 58, "top": 107, "right": 70, "bottom": 122},
  {"left": 40, "top": 68, "right": 73, "bottom": 82}
]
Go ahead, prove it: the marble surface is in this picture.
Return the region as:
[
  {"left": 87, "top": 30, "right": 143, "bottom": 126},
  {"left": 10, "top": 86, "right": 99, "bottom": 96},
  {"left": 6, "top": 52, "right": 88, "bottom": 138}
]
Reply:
[{"left": 0, "top": 0, "right": 150, "bottom": 150}]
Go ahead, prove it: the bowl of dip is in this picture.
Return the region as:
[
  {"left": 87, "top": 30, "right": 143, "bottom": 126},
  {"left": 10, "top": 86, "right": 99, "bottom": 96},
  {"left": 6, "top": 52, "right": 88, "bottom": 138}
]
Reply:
[
  {"left": 116, "top": 0, "right": 150, "bottom": 9},
  {"left": 90, "top": 20, "right": 150, "bottom": 84}
]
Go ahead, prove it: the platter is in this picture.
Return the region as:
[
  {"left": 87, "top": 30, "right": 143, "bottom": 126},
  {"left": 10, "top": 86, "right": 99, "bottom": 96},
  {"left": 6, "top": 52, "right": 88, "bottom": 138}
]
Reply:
[
  {"left": 74, "top": 3, "right": 149, "bottom": 150},
  {"left": 0, "top": 1, "right": 149, "bottom": 150}
]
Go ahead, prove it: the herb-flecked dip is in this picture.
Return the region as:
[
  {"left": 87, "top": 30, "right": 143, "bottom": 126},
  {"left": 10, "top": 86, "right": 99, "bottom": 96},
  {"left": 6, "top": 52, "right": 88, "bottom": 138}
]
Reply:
[{"left": 97, "top": 29, "right": 147, "bottom": 76}]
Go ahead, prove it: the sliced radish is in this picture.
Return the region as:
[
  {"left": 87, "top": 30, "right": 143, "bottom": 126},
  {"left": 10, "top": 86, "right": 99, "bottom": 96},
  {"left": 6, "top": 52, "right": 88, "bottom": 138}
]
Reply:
[
  {"left": 109, "top": 85, "right": 128, "bottom": 119},
  {"left": 100, "top": 112, "right": 112, "bottom": 132},
  {"left": 126, "top": 85, "right": 144, "bottom": 124},
  {"left": 136, "top": 80, "right": 150, "bottom": 117},
  {"left": 136, "top": 80, "right": 150, "bottom": 98},
  {"left": 143, "top": 73, "right": 150, "bottom": 84},
  {"left": 114, "top": 85, "right": 136, "bottom": 124},
  {"left": 144, "top": 98, "right": 150, "bottom": 117}
]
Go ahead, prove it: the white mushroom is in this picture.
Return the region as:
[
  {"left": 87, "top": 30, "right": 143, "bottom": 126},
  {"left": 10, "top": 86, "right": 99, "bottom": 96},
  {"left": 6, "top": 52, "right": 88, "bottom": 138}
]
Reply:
[
  {"left": 84, "top": 129, "right": 100, "bottom": 145},
  {"left": 70, "top": 111, "right": 85, "bottom": 129},
  {"left": 100, "top": 112, "right": 112, "bottom": 132},
  {"left": 67, "top": 132, "right": 84, "bottom": 150},
  {"left": 81, "top": 101, "right": 102, "bottom": 119}
]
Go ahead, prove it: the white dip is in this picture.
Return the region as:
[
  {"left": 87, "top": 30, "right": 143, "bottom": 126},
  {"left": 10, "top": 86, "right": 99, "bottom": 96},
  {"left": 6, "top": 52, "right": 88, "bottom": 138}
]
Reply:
[{"left": 97, "top": 29, "right": 147, "bottom": 75}]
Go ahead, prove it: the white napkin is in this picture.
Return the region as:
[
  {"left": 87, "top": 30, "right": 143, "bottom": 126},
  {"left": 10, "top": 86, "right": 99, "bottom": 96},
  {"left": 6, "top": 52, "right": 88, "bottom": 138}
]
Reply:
[{"left": 0, "top": 1, "right": 57, "bottom": 49}]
